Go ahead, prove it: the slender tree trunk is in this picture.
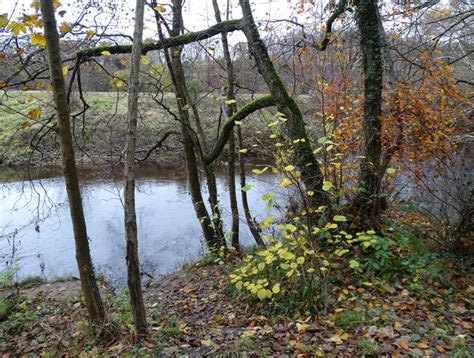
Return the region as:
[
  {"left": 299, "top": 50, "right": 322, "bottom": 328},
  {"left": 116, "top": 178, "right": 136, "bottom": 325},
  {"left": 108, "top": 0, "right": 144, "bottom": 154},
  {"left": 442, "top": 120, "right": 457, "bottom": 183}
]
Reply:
[
  {"left": 154, "top": 3, "right": 221, "bottom": 251},
  {"left": 354, "top": 0, "right": 385, "bottom": 219},
  {"left": 123, "top": 0, "right": 147, "bottom": 338},
  {"left": 185, "top": 79, "right": 226, "bottom": 246},
  {"left": 238, "top": 0, "right": 328, "bottom": 208},
  {"left": 40, "top": 0, "right": 105, "bottom": 322},
  {"left": 237, "top": 126, "right": 265, "bottom": 246},
  {"left": 203, "top": 163, "right": 227, "bottom": 245},
  {"left": 212, "top": 0, "right": 240, "bottom": 250},
  {"left": 227, "top": 130, "right": 240, "bottom": 250},
  {"left": 170, "top": 49, "right": 221, "bottom": 251}
]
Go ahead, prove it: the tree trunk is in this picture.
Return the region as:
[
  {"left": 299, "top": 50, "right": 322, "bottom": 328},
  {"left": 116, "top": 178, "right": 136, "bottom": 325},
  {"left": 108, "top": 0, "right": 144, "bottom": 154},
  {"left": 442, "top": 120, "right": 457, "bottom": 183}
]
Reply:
[
  {"left": 40, "top": 0, "right": 105, "bottom": 322},
  {"left": 354, "top": 0, "right": 385, "bottom": 219},
  {"left": 184, "top": 74, "right": 226, "bottom": 247},
  {"left": 213, "top": 0, "right": 240, "bottom": 251},
  {"left": 238, "top": 0, "right": 328, "bottom": 208},
  {"left": 237, "top": 126, "right": 265, "bottom": 246},
  {"left": 123, "top": 0, "right": 147, "bottom": 338},
  {"left": 227, "top": 129, "right": 240, "bottom": 250},
  {"left": 154, "top": 3, "right": 221, "bottom": 251}
]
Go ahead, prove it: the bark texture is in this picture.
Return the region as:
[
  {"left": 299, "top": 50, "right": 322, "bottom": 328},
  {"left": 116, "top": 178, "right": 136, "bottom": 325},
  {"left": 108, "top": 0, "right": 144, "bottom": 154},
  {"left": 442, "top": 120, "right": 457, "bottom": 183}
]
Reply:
[
  {"left": 238, "top": 0, "right": 328, "bottom": 207},
  {"left": 155, "top": 0, "right": 222, "bottom": 251},
  {"left": 40, "top": 0, "right": 105, "bottom": 322},
  {"left": 354, "top": 0, "right": 385, "bottom": 218},
  {"left": 79, "top": 19, "right": 243, "bottom": 58},
  {"left": 213, "top": 0, "right": 239, "bottom": 250},
  {"left": 123, "top": 0, "right": 147, "bottom": 338}
]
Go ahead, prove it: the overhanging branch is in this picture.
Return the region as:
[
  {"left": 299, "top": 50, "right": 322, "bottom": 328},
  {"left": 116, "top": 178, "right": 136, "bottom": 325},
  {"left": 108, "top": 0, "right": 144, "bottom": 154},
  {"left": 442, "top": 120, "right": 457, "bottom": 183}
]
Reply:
[
  {"left": 205, "top": 95, "right": 276, "bottom": 164},
  {"left": 78, "top": 19, "right": 243, "bottom": 58},
  {"left": 314, "top": 0, "right": 348, "bottom": 51}
]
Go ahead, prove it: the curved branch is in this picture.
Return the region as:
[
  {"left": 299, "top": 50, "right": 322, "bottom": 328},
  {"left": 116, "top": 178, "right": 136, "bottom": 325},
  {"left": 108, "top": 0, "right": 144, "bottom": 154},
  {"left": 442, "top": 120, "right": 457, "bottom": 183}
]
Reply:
[
  {"left": 314, "top": 0, "right": 348, "bottom": 51},
  {"left": 138, "top": 130, "right": 181, "bottom": 162},
  {"left": 205, "top": 95, "right": 276, "bottom": 164},
  {"left": 78, "top": 19, "right": 243, "bottom": 58}
]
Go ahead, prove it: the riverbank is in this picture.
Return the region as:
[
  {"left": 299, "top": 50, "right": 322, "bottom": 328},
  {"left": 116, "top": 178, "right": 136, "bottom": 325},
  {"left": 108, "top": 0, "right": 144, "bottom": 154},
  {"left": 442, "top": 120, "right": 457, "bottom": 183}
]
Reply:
[{"left": 1, "top": 258, "right": 472, "bottom": 356}]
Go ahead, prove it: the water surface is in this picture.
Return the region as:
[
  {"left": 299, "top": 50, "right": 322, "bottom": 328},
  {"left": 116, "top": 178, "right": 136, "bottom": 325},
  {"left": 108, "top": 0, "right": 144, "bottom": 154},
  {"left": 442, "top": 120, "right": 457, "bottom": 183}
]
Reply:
[{"left": 0, "top": 165, "right": 282, "bottom": 285}]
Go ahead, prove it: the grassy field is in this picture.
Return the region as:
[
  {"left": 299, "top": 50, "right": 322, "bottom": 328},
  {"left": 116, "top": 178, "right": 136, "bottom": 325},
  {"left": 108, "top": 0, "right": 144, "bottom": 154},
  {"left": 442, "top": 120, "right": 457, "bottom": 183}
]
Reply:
[{"left": 0, "top": 90, "right": 312, "bottom": 166}]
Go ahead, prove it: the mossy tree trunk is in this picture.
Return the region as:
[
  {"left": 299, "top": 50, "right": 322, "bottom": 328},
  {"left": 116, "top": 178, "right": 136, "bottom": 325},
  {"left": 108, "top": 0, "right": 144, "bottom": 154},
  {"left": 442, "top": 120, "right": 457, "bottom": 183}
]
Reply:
[
  {"left": 154, "top": 0, "right": 222, "bottom": 251},
  {"left": 238, "top": 0, "right": 329, "bottom": 208},
  {"left": 354, "top": 0, "right": 385, "bottom": 220},
  {"left": 40, "top": 0, "right": 105, "bottom": 323},
  {"left": 123, "top": 0, "right": 147, "bottom": 339}
]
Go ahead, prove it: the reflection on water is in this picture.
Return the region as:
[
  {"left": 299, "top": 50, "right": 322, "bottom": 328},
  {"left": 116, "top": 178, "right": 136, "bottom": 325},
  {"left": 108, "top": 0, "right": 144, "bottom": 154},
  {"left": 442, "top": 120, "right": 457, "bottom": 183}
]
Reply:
[{"left": 0, "top": 165, "right": 282, "bottom": 285}]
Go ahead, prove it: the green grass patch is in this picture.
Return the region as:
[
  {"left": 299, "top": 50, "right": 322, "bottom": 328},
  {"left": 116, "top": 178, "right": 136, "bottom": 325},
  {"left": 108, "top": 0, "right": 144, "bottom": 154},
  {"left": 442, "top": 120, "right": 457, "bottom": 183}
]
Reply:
[{"left": 335, "top": 310, "right": 367, "bottom": 331}]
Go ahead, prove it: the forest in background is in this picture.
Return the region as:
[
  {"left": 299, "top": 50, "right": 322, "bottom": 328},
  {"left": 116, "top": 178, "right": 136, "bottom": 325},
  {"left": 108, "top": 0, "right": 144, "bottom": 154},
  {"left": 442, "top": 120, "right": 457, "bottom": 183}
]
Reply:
[{"left": 0, "top": 0, "right": 472, "bottom": 355}]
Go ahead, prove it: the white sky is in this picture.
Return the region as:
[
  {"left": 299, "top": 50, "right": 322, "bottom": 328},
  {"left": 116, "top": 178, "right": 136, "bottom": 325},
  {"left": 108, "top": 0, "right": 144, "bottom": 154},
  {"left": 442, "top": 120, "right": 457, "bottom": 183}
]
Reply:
[{"left": 2, "top": 0, "right": 317, "bottom": 39}]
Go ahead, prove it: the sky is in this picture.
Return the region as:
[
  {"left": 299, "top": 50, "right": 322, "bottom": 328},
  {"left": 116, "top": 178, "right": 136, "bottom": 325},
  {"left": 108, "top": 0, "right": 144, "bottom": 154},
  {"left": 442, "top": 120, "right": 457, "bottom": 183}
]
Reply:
[{"left": 0, "top": 0, "right": 320, "bottom": 42}]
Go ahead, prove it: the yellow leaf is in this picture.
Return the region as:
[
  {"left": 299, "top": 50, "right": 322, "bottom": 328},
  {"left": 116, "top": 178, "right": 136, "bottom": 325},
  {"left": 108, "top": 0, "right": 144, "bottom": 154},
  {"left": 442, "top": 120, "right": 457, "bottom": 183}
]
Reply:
[
  {"left": 154, "top": 5, "right": 166, "bottom": 12},
  {"left": 141, "top": 55, "right": 149, "bottom": 65},
  {"left": 86, "top": 30, "right": 95, "bottom": 40},
  {"left": 62, "top": 65, "right": 68, "bottom": 75},
  {"left": 8, "top": 21, "right": 27, "bottom": 36},
  {"left": 0, "top": 14, "right": 8, "bottom": 28},
  {"left": 239, "top": 148, "right": 248, "bottom": 154},
  {"left": 59, "top": 22, "right": 71, "bottom": 33},
  {"left": 114, "top": 79, "right": 124, "bottom": 88},
  {"left": 278, "top": 177, "right": 293, "bottom": 188},
  {"left": 322, "top": 180, "right": 333, "bottom": 191},
  {"left": 257, "top": 288, "right": 267, "bottom": 300},
  {"left": 30, "top": 33, "right": 46, "bottom": 47},
  {"left": 101, "top": 50, "right": 111, "bottom": 56},
  {"left": 200, "top": 339, "right": 214, "bottom": 347},
  {"left": 31, "top": 1, "right": 40, "bottom": 11},
  {"left": 327, "top": 334, "right": 343, "bottom": 345},
  {"left": 271, "top": 283, "right": 280, "bottom": 294},
  {"left": 28, "top": 108, "right": 41, "bottom": 119},
  {"left": 296, "top": 322, "right": 310, "bottom": 332},
  {"left": 284, "top": 165, "right": 295, "bottom": 171}
]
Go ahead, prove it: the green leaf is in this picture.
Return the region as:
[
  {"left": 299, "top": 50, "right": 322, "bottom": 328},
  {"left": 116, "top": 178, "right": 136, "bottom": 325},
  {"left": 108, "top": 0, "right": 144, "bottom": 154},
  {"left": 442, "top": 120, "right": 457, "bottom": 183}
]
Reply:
[
  {"left": 322, "top": 180, "right": 333, "bottom": 191},
  {"left": 225, "top": 99, "right": 236, "bottom": 104},
  {"left": 272, "top": 283, "right": 281, "bottom": 294},
  {"left": 278, "top": 178, "right": 293, "bottom": 188},
  {"left": 349, "top": 260, "right": 360, "bottom": 269},
  {"left": 386, "top": 167, "right": 396, "bottom": 174},
  {"left": 333, "top": 215, "right": 347, "bottom": 222},
  {"left": 252, "top": 167, "right": 269, "bottom": 175},
  {"left": 262, "top": 192, "right": 275, "bottom": 201},
  {"left": 318, "top": 136, "right": 327, "bottom": 144},
  {"left": 241, "top": 184, "right": 252, "bottom": 192}
]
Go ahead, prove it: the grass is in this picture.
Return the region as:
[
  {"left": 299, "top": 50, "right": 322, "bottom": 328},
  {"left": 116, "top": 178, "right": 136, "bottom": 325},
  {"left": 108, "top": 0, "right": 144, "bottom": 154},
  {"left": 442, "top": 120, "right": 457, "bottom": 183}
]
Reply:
[
  {"left": 335, "top": 310, "right": 367, "bottom": 331},
  {"left": 18, "top": 276, "right": 45, "bottom": 286},
  {"left": 0, "top": 90, "right": 313, "bottom": 166},
  {"left": 358, "top": 339, "right": 383, "bottom": 356},
  {"left": 452, "top": 337, "right": 470, "bottom": 358},
  {"left": 160, "top": 325, "right": 182, "bottom": 338},
  {"left": 0, "top": 296, "right": 8, "bottom": 319},
  {"left": 111, "top": 289, "right": 133, "bottom": 325},
  {"left": 232, "top": 336, "right": 257, "bottom": 352}
]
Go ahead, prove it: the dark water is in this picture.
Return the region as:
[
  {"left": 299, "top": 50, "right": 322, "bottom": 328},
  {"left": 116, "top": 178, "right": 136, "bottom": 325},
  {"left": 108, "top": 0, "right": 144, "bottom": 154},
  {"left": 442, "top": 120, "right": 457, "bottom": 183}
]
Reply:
[{"left": 0, "top": 165, "right": 283, "bottom": 285}]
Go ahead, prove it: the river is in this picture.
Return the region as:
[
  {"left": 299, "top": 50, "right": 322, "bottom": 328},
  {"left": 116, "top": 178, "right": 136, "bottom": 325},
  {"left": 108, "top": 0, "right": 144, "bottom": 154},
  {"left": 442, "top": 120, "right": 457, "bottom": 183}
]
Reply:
[{"left": 0, "top": 165, "right": 282, "bottom": 285}]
